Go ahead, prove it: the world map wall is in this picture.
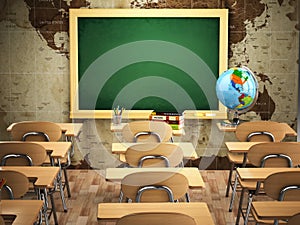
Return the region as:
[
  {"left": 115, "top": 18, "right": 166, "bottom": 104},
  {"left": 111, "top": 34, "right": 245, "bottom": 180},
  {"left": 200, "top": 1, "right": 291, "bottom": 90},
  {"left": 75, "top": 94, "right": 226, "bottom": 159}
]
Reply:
[{"left": 0, "top": 0, "right": 298, "bottom": 169}]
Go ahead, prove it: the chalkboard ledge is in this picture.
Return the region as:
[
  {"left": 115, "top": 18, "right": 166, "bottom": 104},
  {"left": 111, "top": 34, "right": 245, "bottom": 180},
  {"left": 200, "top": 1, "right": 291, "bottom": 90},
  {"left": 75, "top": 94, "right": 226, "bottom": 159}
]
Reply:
[{"left": 70, "top": 110, "right": 227, "bottom": 120}]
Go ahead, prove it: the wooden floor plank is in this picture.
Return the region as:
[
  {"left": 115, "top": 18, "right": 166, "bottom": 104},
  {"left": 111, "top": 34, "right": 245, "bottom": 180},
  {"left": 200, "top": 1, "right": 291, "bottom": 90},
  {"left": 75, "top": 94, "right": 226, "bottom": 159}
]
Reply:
[{"left": 47, "top": 169, "right": 257, "bottom": 225}]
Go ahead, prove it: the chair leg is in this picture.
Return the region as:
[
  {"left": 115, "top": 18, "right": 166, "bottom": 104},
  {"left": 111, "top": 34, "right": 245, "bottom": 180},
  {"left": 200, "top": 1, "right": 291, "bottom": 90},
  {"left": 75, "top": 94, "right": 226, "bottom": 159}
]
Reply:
[
  {"left": 229, "top": 172, "right": 239, "bottom": 212},
  {"left": 236, "top": 188, "right": 246, "bottom": 225},
  {"left": 244, "top": 192, "right": 254, "bottom": 225},
  {"left": 119, "top": 191, "right": 124, "bottom": 203},
  {"left": 49, "top": 192, "right": 59, "bottom": 225},
  {"left": 226, "top": 162, "right": 234, "bottom": 197},
  {"left": 185, "top": 192, "right": 190, "bottom": 202}
]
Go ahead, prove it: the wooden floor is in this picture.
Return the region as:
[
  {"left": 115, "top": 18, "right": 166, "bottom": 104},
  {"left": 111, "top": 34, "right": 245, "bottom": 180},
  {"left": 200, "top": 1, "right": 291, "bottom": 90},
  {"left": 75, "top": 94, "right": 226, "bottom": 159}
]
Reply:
[{"left": 49, "top": 169, "right": 257, "bottom": 225}]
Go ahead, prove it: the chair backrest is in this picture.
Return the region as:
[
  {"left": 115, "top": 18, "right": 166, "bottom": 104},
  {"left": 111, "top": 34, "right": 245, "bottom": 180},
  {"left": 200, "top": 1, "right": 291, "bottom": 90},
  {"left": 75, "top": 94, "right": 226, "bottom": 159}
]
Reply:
[
  {"left": 116, "top": 212, "right": 197, "bottom": 225},
  {"left": 247, "top": 142, "right": 300, "bottom": 168},
  {"left": 10, "top": 121, "right": 62, "bottom": 141},
  {"left": 235, "top": 121, "right": 286, "bottom": 142},
  {"left": 287, "top": 213, "right": 300, "bottom": 225},
  {"left": 121, "top": 121, "right": 173, "bottom": 142},
  {"left": 121, "top": 171, "right": 189, "bottom": 202},
  {"left": 0, "top": 170, "right": 30, "bottom": 199},
  {"left": 125, "top": 143, "right": 184, "bottom": 167},
  {"left": 263, "top": 171, "right": 300, "bottom": 201},
  {"left": 0, "top": 142, "right": 48, "bottom": 166}
]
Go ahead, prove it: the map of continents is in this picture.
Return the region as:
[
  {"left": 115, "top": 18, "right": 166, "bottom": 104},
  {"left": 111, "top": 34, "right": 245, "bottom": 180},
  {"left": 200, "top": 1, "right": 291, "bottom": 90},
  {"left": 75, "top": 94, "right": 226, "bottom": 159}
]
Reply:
[{"left": 21, "top": 0, "right": 299, "bottom": 120}]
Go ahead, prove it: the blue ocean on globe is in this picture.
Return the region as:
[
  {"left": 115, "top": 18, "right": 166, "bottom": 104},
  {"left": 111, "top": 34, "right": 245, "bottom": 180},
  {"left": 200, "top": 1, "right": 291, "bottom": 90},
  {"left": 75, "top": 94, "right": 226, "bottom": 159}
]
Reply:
[{"left": 216, "top": 67, "right": 258, "bottom": 111}]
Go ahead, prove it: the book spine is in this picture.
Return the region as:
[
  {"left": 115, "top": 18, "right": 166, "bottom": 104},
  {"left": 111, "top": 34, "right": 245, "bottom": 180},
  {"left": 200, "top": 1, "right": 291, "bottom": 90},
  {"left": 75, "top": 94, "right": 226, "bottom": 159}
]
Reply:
[
  {"left": 149, "top": 115, "right": 184, "bottom": 121},
  {"left": 151, "top": 112, "right": 183, "bottom": 116}
]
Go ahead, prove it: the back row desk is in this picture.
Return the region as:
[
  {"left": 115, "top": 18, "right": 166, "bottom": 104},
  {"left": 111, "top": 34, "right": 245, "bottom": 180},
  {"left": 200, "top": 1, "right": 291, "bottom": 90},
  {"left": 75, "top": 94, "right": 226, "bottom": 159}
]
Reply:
[
  {"left": 217, "top": 122, "right": 297, "bottom": 137},
  {"left": 6, "top": 122, "right": 83, "bottom": 137},
  {"left": 6, "top": 122, "right": 83, "bottom": 156},
  {"left": 106, "top": 167, "right": 205, "bottom": 189},
  {"left": 111, "top": 122, "right": 184, "bottom": 136},
  {"left": 0, "top": 200, "right": 43, "bottom": 225},
  {"left": 98, "top": 202, "right": 215, "bottom": 225}
]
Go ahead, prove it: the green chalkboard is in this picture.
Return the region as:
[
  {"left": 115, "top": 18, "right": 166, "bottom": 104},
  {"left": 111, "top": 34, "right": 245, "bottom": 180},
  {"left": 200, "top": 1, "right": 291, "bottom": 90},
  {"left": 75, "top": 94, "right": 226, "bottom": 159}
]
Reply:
[{"left": 70, "top": 9, "right": 228, "bottom": 118}]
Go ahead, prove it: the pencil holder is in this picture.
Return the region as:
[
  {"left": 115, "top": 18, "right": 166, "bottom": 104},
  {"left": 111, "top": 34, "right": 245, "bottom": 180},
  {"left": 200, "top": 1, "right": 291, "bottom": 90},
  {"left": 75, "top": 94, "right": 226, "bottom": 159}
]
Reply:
[{"left": 113, "top": 115, "right": 122, "bottom": 125}]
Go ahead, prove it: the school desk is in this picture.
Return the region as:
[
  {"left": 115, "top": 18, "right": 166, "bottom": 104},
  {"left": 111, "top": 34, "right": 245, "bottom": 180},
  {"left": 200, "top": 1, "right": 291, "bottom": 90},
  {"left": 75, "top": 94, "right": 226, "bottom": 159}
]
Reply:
[
  {"left": 112, "top": 142, "right": 198, "bottom": 159},
  {"left": 0, "top": 200, "right": 43, "bottom": 225},
  {"left": 0, "top": 141, "right": 71, "bottom": 160},
  {"left": 251, "top": 201, "right": 300, "bottom": 221},
  {"left": 217, "top": 122, "right": 297, "bottom": 136},
  {"left": 105, "top": 167, "right": 205, "bottom": 189},
  {"left": 97, "top": 202, "right": 215, "bottom": 225},
  {"left": 235, "top": 167, "right": 300, "bottom": 225},
  {"left": 7, "top": 122, "right": 82, "bottom": 159},
  {"left": 0, "top": 166, "right": 61, "bottom": 225},
  {"left": 236, "top": 167, "right": 300, "bottom": 182}
]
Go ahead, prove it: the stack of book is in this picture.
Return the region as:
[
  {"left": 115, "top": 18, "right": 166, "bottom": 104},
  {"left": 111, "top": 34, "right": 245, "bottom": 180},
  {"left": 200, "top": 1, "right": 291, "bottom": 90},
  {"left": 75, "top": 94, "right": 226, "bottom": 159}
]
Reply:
[{"left": 149, "top": 112, "right": 184, "bottom": 130}]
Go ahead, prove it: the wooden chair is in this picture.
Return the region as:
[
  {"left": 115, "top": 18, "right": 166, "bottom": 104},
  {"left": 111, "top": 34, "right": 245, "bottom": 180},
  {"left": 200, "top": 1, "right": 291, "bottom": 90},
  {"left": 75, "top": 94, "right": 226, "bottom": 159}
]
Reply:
[
  {"left": 10, "top": 121, "right": 62, "bottom": 141},
  {"left": 120, "top": 171, "right": 190, "bottom": 203},
  {"left": 0, "top": 142, "right": 48, "bottom": 166},
  {"left": 287, "top": 213, "right": 300, "bottom": 225},
  {"left": 0, "top": 170, "right": 30, "bottom": 199},
  {"left": 0, "top": 170, "right": 44, "bottom": 225},
  {"left": 0, "top": 148, "right": 59, "bottom": 225},
  {"left": 251, "top": 171, "right": 300, "bottom": 225},
  {"left": 116, "top": 212, "right": 196, "bottom": 225},
  {"left": 9, "top": 120, "right": 70, "bottom": 210},
  {"left": 226, "top": 121, "right": 287, "bottom": 211},
  {"left": 121, "top": 120, "right": 173, "bottom": 143},
  {"left": 234, "top": 142, "right": 300, "bottom": 225},
  {"left": 125, "top": 143, "right": 184, "bottom": 168}
]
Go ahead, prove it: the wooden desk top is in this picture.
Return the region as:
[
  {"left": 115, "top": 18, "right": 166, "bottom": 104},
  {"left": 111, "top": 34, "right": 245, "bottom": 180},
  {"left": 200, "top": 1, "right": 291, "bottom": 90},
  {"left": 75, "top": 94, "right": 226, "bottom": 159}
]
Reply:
[
  {"left": 110, "top": 123, "right": 184, "bottom": 136},
  {"left": 225, "top": 142, "right": 261, "bottom": 153},
  {"left": 0, "top": 141, "right": 71, "bottom": 159},
  {"left": 97, "top": 202, "right": 214, "bottom": 225},
  {"left": 112, "top": 142, "right": 198, "bottom": 159},
  {"left": 217, "top": 122, "right": 297, "bottom": 136},
  {"left": 237, "top": 168, "right": 300, "bottom": 182},
  {"left": 7, "top": 122, "right": 83, "bottom": 137},
  {"left": 251, "top": 201, "right": 300, "bottom": 220},
  {"left": 0, "top": 166, "right": 59, "bottom": 188},
  {"left": 57, "top": 123, "right": 83, "bottom": 136},
  {"left": 105, "top": 167, "right": 205, "bottom": 188},
  {"left": 0, "top": 200, "right": 43, "bottom": 225}
]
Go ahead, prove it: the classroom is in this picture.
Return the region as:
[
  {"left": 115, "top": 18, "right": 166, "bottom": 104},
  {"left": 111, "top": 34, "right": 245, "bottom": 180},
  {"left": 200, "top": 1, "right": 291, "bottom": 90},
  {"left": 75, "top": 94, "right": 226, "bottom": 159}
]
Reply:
[{"left": 0, "top": 0, "right": 299, "bottom": 225}]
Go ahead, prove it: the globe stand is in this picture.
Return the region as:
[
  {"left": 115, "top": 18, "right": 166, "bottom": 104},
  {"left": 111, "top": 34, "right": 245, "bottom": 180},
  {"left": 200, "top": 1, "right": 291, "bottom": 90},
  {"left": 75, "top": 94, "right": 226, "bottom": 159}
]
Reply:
[{"left": 221, "top": 109, "right": 240, "bottom": 127}]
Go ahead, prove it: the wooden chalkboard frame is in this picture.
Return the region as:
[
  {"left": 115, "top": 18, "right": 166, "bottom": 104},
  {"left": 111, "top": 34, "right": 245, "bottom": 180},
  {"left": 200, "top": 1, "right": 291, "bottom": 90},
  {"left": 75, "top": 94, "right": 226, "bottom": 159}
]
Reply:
[{"left": 69, "top": 8, "right": 228, "bottom": 119}]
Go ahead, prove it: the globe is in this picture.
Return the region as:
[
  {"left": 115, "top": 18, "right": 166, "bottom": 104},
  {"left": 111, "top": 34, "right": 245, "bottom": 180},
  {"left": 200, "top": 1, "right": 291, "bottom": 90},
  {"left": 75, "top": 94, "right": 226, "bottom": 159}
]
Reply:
[{"left": 216, "top": 67, "right": 258, "bottom": 114}]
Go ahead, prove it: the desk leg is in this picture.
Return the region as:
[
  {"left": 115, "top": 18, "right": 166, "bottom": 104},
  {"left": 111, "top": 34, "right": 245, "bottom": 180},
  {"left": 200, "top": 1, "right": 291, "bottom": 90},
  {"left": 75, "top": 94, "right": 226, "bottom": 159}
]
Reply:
[{"left": 57, "top": 159, "right": 68, "bottom": 212}]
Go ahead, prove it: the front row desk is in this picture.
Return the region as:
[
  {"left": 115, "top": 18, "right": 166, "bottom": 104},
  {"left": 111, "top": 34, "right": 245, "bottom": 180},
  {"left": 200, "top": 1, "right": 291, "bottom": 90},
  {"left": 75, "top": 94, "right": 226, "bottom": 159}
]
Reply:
[{"left": 99, "top": 167, "right": 211, "bottom": 225}]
